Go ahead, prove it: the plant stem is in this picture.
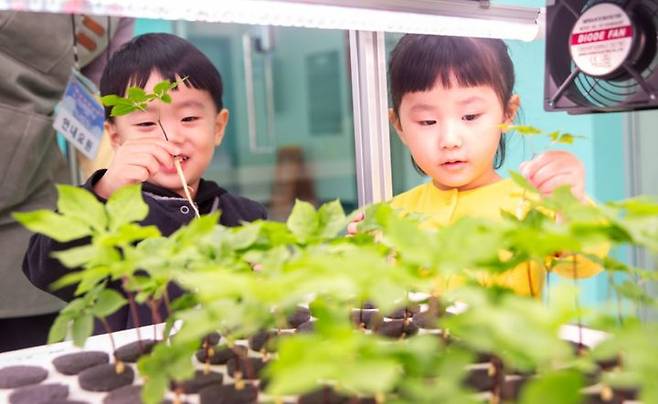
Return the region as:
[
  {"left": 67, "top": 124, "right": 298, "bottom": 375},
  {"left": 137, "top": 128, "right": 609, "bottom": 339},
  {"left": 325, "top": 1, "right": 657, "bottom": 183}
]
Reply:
[
  {"left": 203, "top": 335, "right": 212, "bottom": 375},
  {"left": 99, "top": 317, "right": 125, "bottom": 374},
  {"left": 571, "top": 254, "right": 583, "bottom": 351},
  {"left": 545, "top": 268, "right": 551, "bottom": 306},
  {"left": 231, "top": 346, "right": 245, "bottom": 390},
  {"left": 123, "top": 277, "right": 144, "bottom": 351},
  {"left": 156, "top": 119, "right": 199, "bottom": 218},
  {"left": 99, "top": 317, "right": 116, "bottom": 355},
  {"left": 526, "top": 262, "right": 536, "bottom": 298},
  {"left": 163, "top": 288, "right": 173, "bottom": 317},
  {"left": 609, "top": 272, "right": 624, "bottom": 326},
  {"left": 175, "top": 157, "right": 200, "bottom": 218},
  {"left": 149, "top": 298, "right": 163, "bottom": 340},
  {"left": 490, "top": 357, "right": 503, "bottom": 404}
]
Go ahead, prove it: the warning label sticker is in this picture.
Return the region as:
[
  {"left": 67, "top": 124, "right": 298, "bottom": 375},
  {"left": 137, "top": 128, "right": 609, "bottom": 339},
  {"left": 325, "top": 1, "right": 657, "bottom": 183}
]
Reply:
[{"left": 569, "top": 3, "right": 634, "bottom": 77}]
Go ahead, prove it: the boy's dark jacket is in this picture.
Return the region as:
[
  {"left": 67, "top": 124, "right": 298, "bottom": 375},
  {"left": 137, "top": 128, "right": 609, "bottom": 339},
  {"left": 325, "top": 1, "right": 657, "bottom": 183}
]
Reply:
[{"left": 23, "top": 170, "right": 266, "bottom": 333}]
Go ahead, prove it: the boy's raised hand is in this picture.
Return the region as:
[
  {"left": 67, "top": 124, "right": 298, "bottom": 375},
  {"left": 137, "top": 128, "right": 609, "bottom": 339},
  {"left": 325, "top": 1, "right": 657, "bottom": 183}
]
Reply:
[
  {"left": 93, "top": 138, "right": 181, "bottom": 199},
  {"left": 519, "top": 150, "right": 586, "bottom": 202}
]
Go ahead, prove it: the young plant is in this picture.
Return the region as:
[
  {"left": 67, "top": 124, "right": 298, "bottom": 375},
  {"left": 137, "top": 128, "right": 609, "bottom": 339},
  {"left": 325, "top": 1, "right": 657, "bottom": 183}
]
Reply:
[
  {"left": 14, "top": 183, "right": 158, "bottom": 368},
  {"left": 101, "top": 78, "right": 200, "bottom": 217},
  {"left": 13, "top": 124, "right": 658, "bottom": 404}
]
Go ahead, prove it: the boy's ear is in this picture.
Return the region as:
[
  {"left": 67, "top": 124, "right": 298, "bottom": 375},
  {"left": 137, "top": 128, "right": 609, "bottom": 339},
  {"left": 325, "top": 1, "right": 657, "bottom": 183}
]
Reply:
[
  {"left": 389, "top": 108, "right": 406, "bottom": 145},
  {"left": 504, "top": 94, "right": 521, "bottom": 125},
  {"left": 214, "top": 108, "right": 229, "bottom": 146},
  {"left": 104, "top": 121, "right": 123, "bottom": 150}
]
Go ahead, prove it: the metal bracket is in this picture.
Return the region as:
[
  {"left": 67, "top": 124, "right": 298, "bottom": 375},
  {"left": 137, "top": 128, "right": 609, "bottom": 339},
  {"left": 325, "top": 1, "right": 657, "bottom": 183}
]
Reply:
[{"left": 349, "top": 30, "right": 392, "bottom": 206}]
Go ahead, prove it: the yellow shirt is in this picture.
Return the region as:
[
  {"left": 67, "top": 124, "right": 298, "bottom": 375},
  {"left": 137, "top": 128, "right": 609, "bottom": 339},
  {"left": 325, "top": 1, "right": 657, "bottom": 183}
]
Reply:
[{"left": 390, "top": 179, "right": 606, "bottom": 297}]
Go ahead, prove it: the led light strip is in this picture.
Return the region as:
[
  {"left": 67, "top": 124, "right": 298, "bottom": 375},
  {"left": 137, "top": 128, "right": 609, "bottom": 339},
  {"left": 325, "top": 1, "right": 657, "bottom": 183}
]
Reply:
[{"left": 0, "top": 0, "right": 541, "bottom": 41}]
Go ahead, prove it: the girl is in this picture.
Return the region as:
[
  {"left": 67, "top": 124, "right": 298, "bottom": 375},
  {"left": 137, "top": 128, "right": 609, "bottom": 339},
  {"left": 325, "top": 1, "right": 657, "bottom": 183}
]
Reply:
[{"left": 354, "top": 34, "right": 605, "bottom": 296}]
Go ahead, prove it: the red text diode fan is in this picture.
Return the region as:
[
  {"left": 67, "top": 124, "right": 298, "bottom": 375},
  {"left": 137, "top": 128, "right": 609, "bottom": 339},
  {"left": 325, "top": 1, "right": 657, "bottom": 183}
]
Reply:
[{"left": 544, "top": 0, "right": 658, "bottom": 114}]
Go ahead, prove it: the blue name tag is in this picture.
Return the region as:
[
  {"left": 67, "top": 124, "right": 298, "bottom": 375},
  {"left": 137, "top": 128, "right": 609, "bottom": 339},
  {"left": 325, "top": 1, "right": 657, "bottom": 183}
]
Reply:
[{"left": 53, "top": 69, "right": 105, "bottom": 159}]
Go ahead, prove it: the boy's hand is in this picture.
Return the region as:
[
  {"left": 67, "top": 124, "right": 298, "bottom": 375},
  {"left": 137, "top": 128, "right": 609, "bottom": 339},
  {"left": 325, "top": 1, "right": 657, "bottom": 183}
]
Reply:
[
  {"left": 94, "top": 138, "right": 181, "bottom": 199},
  {"left": 520, "top": 150, "right": 586, "bottom": 202}
]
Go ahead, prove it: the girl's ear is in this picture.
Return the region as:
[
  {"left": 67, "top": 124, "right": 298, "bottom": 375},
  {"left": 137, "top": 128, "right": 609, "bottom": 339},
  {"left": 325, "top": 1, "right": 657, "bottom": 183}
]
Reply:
[
  {"left": 389, "top": 108, "right": 406, "bottom": 145},
  {"left": 504, "top": 94, "right": 521, "bottom": 125},
  {"left": 214, "top": 108, "right": 229, "bottom": 146},
  {"left": 105, "top": 121, "right": 123, "bottom": 150}
]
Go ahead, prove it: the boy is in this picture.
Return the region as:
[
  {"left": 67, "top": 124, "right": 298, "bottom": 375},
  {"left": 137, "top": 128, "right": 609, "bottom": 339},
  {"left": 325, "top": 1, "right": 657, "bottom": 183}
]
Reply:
[{"left": 22, "top": 33, "right": 266, "bottom": 332}]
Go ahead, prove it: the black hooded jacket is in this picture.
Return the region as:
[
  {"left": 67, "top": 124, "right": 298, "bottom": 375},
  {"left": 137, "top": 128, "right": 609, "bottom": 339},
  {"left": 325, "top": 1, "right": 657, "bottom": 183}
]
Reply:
[{"left": 22, "top": 170, "right": 266, "bottom": 333}]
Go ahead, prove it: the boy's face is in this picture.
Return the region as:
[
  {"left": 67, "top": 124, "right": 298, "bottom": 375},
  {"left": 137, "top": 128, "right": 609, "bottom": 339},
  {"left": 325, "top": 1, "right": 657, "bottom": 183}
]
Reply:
[
  {"left": 392, "top": 76, "right": 518, "bottom": 192},
  {"left": 106, "top": 72, "right": 228, "bottom": 197}
]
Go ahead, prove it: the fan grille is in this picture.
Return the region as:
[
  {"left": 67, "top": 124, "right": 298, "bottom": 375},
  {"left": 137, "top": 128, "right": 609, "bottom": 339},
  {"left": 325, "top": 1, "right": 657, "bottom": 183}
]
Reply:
[{"left": 572, "top": 0, "right": 658, "bottom": 108}]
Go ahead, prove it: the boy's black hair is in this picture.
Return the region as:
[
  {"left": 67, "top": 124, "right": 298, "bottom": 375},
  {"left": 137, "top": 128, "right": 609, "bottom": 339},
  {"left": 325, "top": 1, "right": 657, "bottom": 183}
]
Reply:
[
  {"left": 389, "top": 34, "right": 516, "bottom": 170},
  {"left": 100, "top": 33, "right": 223, "bottom": 120}
]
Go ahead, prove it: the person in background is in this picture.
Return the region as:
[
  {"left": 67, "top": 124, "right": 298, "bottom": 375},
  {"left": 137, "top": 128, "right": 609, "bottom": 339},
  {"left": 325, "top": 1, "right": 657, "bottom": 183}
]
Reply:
[
  {"left": 269, "top": 146, "right": 318, "bottom": 221},
  {"left": 0, "top": 11, "right": 133, "bottom": 352}
]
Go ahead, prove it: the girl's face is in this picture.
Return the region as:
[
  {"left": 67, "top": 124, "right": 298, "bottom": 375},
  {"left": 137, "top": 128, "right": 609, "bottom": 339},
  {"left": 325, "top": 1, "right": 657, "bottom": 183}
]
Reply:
[
  {"left": 392, "top": 77, "right": 518, "bottom": 191},
  {"left": 106, "top": 72, "right": 228, "bottom": 197}
]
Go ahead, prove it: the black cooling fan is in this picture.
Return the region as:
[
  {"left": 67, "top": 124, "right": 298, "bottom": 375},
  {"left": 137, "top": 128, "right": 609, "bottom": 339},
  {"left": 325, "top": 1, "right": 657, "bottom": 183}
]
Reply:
[{"left": 545, "top": 0, "right": 658, "bottom": 114}]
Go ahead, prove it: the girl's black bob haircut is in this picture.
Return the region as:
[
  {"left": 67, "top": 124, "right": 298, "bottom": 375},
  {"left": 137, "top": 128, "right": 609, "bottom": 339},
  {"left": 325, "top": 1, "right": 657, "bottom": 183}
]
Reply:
[
  {"left": 389, "top": 34, "right": 516, "bottom": 170},
  {"left": 100, "top": 33, "right": 224, "bottom": 120}
]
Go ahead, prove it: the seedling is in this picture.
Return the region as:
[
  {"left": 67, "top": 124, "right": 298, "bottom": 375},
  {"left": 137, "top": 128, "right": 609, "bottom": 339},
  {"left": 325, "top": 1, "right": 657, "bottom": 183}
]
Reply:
[
  {"left": 12, "top": 124, "right": 658, "bottom": 403},
  {"left": 101, "top": 77, "right": 200, "bottom": 217}
]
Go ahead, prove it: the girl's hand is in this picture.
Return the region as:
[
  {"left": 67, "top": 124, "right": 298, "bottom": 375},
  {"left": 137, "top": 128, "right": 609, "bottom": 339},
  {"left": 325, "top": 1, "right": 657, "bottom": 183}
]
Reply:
[
  {"left": 519, "top": 150, "right": 586, "bottom": 202},
  {"left": 347, "top": 211, "right": 365, "bottom": 235},
  {"left": 94, "top": 138, "right": 181, "bottom": 199}
]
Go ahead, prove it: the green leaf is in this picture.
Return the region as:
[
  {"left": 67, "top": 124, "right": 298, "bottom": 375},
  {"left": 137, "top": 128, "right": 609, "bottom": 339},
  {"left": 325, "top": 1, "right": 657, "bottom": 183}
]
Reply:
[
  {"left": 100, "top": 94, "right": 131, "bottom": 107},
  {"left": 228, "top": 223, "right": 261, "bottom": 250},
  {"left": 56, "top": 185, "right": 107, "bottom": 232},
  {"left": 520, "top": 370, "right": 584, "bottom": 404},
  {"left": 50, "top": 271, "right": 86, "bottom": 292},
  {"left": 110, "top": 103, "right": 137, "bottom": 117},
  {"left": 614, "top": 281, "right": 656, "bottom": 306},
  {"left": 142, "top": 375, "right": 167, "bottom": 404},
  {"left": 317, "top": 200, "right": 347, "bottom": 240},
  {"left": 71, "top": 266, "right": 112, "bottom": 295},
  {"left": 91, "top": 289, "right": 127, "bottom": 317},
  {"left": 162, "top": 317, "right": 177, "bottom": 341},
  {"left": 61, "top": 297, "right": 87, "bottom": 316},
  {"left": 153, "top": 80, "right": 172, "bottom": 95},
  {"left": 127, "top": 87, "right": 148, "bottom": 102},
  {"left": 510, "top": 125, "right": 542, "bottom": 135},
  {"left": 557, "top": 134, "right": 575, "bottom": 144},
  {"left": 160, "top": 94, "right": 172, "bottom": 103},
  {"left": 106, "top": 184, "right": 148, "bottom": 231},
  {"left": 99, "top": 224, "right": 160, "bottom": 247},
  {"left": 13, "top": 210, "right": 92, "bottom": 242},
  {"left": 138, "top": 340, "right": 197, "bottom": 404},
  {"left": 171, "top": 213, "right": 219, "bottom": 245},
  {"left": 338, "top": 358, "right": 399, "bottom": 393},
  {"left": 72, "top": 313, "right": 94, "bottom": 347},
  {"left": 508, "top": 170, "right": 538, "bottom": 194},
  {"left": 384, "top": 213, "right": 435, "bottom": 267},
  {"left": 170, "top": 294, "right": 198, "bottom": 312},
  {"left": 48, "top": 314, "right": 70, "bottom": 344},
  {"left": 52, "top": 244, "right": 99, "bottom": 268},
  {"left": 287, "top": 200, "right": 318, "bottom": 244},
  {"left": 609, "top": 197, "right": 658, "bottom": 216}
]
